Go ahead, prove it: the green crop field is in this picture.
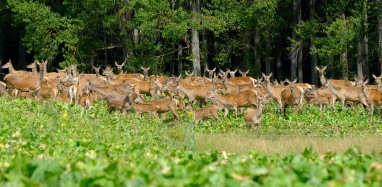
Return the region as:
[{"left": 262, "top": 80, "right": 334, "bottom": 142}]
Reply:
[{"left": 1, "top": 97, "right": 382, "bottom": 186}]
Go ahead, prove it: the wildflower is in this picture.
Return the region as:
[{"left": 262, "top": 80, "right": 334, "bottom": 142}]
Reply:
[
  {"left": 86, "top": 150, "right": 96, "bottom": 159},
  {"left": 12, "top": 131, "right": 21, "bottom": 138},
  {"left": 62, "top": 113, "right": 68, "bottom": 118},
  {"left": 39, "top": 144, "right": 46, "bottom": 150}
]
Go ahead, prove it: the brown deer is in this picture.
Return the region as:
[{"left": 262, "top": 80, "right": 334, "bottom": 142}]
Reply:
[
  {"left": 361, "top": 81, "right": 382, "bottom": 118},
  {"left": 175, "top": 80, "right": 215, "bottom": 109},
  {"left": 90, "top": 83, "right": 136, "bottom": 114},
  {"left": 262, "top": 73, "right": 300, "bottom": 114},
  {"left": 193, "top": 105, "right": 221, "bottom": 125},
  {"left": 326, "top": 79, "right": 369, "bottom": 109},
  {"left": 316, "top": 66, "right": 355, "bottom": 88},
  {"left": 206, "top": 89, "right": 258, "bottom": 118},
  {"left": 115, "top": 59, "right": 126, "bottom": 75},
  {"left": 238, "top": 69, "right": 249, "bottom": 77},
  {"left": 2, "top": 60, "right": 47, "bottom": 97},
  {"left": 205, "top": 67, "right": 216, "bottom": 79},
  {"left": 244, "top": 95, "right": 268, "bottom": 130},
  {"left": 141, "top": 66, "right": 150, "bottom": 81}
]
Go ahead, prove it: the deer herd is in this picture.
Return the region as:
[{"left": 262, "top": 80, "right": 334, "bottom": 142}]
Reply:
[{"left": 1, "top": 60, "right": 382, "bottom": 130}]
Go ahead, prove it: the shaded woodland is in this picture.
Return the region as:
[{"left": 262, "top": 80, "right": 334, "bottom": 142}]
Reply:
[{"left": 1, "top": 0, "right": 382, "bottom": 85}]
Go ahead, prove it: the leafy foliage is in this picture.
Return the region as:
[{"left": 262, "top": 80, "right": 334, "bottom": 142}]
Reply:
[{"left": 0, "top": 97, "right": 382, "bottom": 185}]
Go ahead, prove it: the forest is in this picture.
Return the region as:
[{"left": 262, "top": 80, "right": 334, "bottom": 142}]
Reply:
[{"left": 1, "top": 0, "right": 382, "bottom": 85}]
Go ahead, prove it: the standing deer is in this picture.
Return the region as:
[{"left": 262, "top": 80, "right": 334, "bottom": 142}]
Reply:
[
  {"left": 244, "top": 95, "right": 268, "bottom": 130},
  {"left": 316, "top": 66, "right": 355, "bottom": 88},
  {"left": 3, "top": 60, "right": 47, "bottom": 97}
]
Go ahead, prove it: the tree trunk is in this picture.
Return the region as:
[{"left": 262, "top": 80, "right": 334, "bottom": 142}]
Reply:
[
  {"left": 190, "top": 0, "right": 201, "bottom": 76},
  {"left": 341, "top": 47, "right": 349, "bottom": 80},
  {"left": 363, "top": 0, "right": 369, "bottom": 78},
  {"left": 379, "top": 0, "right": 382, "bottom": 74},
  {"left": 291, "top": 0, "right": 301, "bottom": 81},
  {"left": 117, "top": 1, "right": 130, "bottom": 68},
  {"left": 310, "top": 0, "right": 318, "bottom": 85},
  {"left": 265, "top": 36, "right": 271, "bottom": 75},
  {"left": 357, "top": 38, "right": 363, "bottom": 78},
  {"left": 18, "top": 33, "right": 26, "bottom": 69},
  {"left": 178, "top": 43, "right": 183, "bottom": 75},
  {"left": 341, "top": 12, "right": 349, "bottom": 80},
  {"left": 254, "top": 27, "right": 261, "bottom": 77},
  {"left": 276, "top": 52, "right": 282, "bottom": 81}
]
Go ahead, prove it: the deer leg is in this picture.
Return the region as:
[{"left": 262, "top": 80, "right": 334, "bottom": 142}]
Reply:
[{"left": 224, "top": 108, "right": 229, "bottom": 118}]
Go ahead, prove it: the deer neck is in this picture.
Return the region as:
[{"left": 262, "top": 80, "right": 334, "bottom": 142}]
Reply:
[
  {"left": 265, "top": 82, "right": 277, "bottom": 98},
  {"left": 320, "top": 74, "right": 326, "bottom": 86},
  {"left": 256, "top": 103, "right": 264, "bottom": 118},
  {"left": 7, "top": 64, "right": 16, "bottom": 74},
  {"left": 90, "top": 85, "right": 107, "bottom": 97},
  {"left": 38, "top": 64, "right": 46, "bottom": 89},
  {"left": 326, "top": 81, "right": 339, "bottom": 97},
  {"left": 361, "top": 86, "right": 370, "bottom": 100}
]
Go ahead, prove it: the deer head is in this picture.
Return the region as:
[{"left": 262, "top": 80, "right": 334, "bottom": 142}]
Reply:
[
  {"left": 238, "top": 69, "right": 249, "bottom": 77},
  {"left": 227, "top": 69, "right": 237, "bottom": 78},
  {"left": 262, "top": 72, "right": 273, "bottom": 83},
  {"left": 115, "top": 60, "right": 126, "bottom": 74},
  {"left": 316, "top": 66, "right": 327, "bottom": 76},
  {"left": 205, "top": 67, "right": 216, "bottom": 79}
]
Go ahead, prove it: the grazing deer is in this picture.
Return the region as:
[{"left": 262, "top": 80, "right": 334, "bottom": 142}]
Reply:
[
  {"left": 193, "top": 105, "right": 221, "bottom": 125},
  {"left": 326, "top": 79, "right": 369, "bottom": 109},
  {"left": 244, "top": 95, "right": 268, "bottom": 130},
  {"left": 316, "top": 66, "right": 355, "bottom": 88},
  {"left": 90, "top": 83, "right": 136, "bottom": 114}
]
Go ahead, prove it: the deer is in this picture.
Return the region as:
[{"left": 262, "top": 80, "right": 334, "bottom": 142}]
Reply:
[
  {"left": 361, "top": 80, "right": 382, "bottom": 118},
  {"left": 115, "top": 59, "right": 126, "bottom": 75},
  {"left": 2, "top": 60, "right": 30, "bottom": 76},
  {"left": 206, "top": 88, "right": 258, "bottom": 118},
  {"left": 238, "top": 70, "right": 249, "bottom": 77},
  {"left": 0, "top": 81, "right": 9, "bottom": 97},
  {"left": 141, "top": 66, "right": 150, "bottom": 81},
  {"left": 304, "top": 88, "right": 335, "bottom": 111},
  {"left": 90, "top": 83, "right": 137, "bottom": 114},
  {"left": 26, "top": 60, "right": 39, "bottom": 75},
  {"left": 244, "top": 95, "right": 268, "bottom": 131},
  {"left": 193, "top": 105, "right": 221, "bottom": 125},
  {"left": 205, "top": 67, "right": 216, "bottom": 79},
  {"left": 262, "top": 73, "right": 300, "bottom": 114},
  {"left": 316, "top": 66, "right": 355, "bottom": 88},
  {"left": 325, "top": 79, "right": 369, "bottom": 110},
  {"left": 175, "top": 80, "right": 215, "bottom": 109},
  {"left": 144, "top": 98, "right": 182, "bottom": 120},
  {"left": 2, "top": 60, "right": 47, "bottom": 97}
]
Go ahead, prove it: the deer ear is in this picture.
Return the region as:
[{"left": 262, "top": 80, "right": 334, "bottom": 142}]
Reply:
[
  {"left": 293, "top": 78, "right": 297, "bottom": 83},
  {"left": 372, "top": 74, "right": 377, "bottom": 79},
  {"left": 269, "top": 72, "right": 273, "bottom": 77},
  {"left": 115, "top": 61, "right": 118, "bottom": 66},
  {"left": 262, "top": 73, "right": 266, "bottom": 77},
  {"left": 212, "top": 67, "right": 216, "bottom": 71},
  {"left": 323, "top": 65, "right": 327, "bottom": 70}
]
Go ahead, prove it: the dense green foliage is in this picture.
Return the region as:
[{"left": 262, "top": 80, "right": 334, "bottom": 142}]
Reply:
[
  {"left": 2, "top": 0, "right": 382, "bottom": 80},
  {"left": 0, "top": 97, "right": 382, "bottom": 185}
]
